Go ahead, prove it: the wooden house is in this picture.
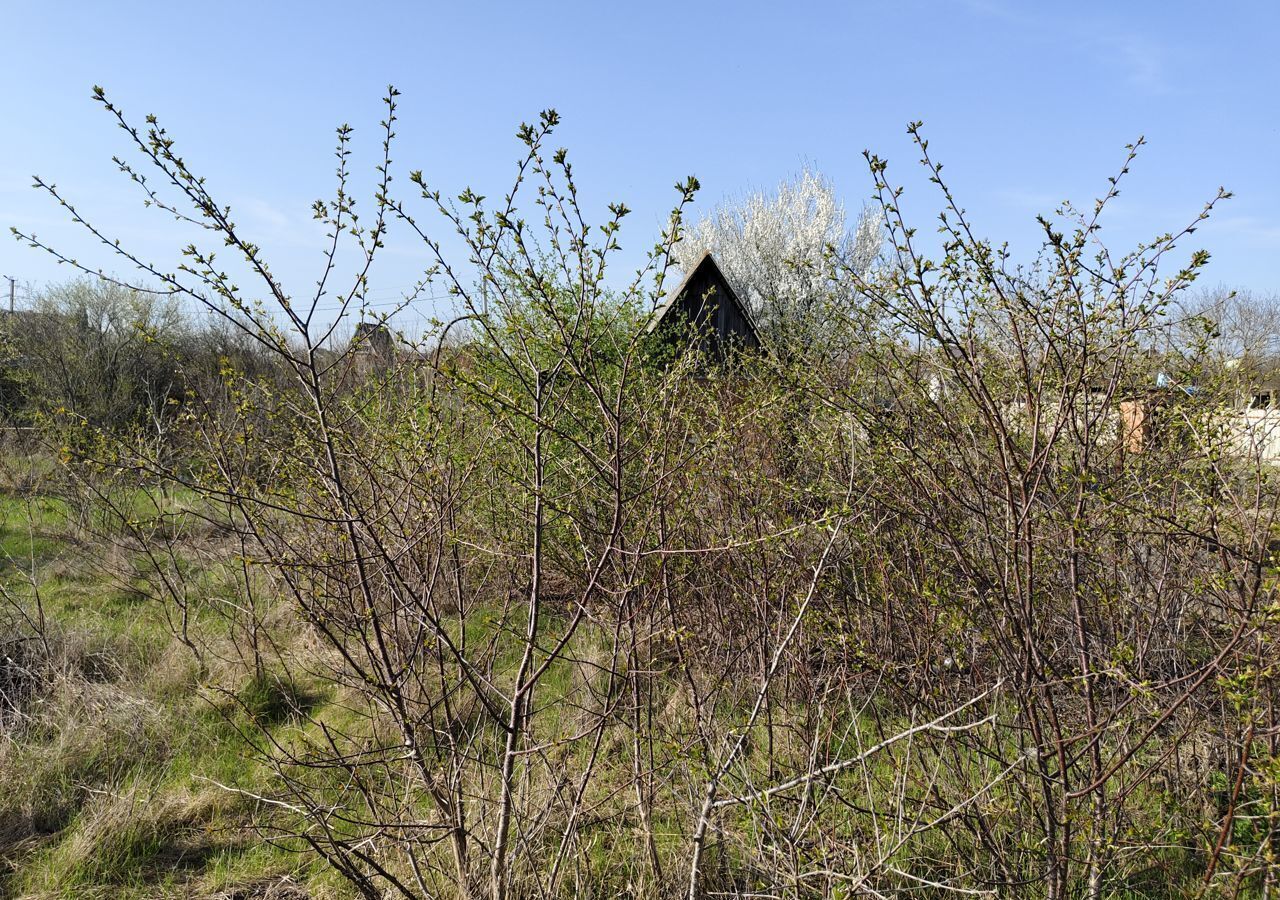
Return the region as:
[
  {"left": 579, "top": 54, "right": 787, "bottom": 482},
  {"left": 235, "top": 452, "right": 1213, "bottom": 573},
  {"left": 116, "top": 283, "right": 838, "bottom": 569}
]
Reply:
[
  {"left": 644, "top": 251, "right": 761, "bottom": 357},
  {"left": 352, "top": 322, "right": 394, "bottom": 361}
]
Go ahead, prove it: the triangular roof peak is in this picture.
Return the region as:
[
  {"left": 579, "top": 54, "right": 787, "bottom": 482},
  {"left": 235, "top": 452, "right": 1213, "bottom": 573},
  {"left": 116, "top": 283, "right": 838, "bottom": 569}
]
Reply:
[{"left": 644, "top": 251, "right": 761, "bottom": 346}]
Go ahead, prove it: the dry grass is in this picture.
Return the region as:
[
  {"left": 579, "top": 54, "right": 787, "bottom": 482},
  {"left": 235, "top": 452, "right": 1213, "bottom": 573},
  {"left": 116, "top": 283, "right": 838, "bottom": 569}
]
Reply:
[{"left": 0, "top": 484, "right": 318, "bottom": 899}]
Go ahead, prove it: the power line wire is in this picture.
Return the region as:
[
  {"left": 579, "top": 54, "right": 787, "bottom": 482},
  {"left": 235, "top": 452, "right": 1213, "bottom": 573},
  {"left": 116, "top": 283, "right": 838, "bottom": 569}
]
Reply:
[{"left": 312, "top": 291, "right": 455, "bottom": 311}]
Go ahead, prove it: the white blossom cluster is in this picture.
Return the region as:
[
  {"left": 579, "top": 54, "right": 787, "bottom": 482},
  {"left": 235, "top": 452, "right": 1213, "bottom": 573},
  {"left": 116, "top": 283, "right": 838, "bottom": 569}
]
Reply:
[{"left": 674, "top": 168, "right": 884, "bottom": 350}]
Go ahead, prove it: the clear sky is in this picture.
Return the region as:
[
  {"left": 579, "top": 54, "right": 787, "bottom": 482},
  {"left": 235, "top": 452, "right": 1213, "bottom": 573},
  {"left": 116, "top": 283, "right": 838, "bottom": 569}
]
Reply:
[{"left": 3, "top": 0, "right": 1278, "bottom": 329}]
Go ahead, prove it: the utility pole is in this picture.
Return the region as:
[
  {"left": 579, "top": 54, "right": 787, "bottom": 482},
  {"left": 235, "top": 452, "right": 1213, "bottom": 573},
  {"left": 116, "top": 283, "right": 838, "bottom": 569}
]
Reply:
[{"left": 4, "top": 276, "right": 13, "bottom": 313}]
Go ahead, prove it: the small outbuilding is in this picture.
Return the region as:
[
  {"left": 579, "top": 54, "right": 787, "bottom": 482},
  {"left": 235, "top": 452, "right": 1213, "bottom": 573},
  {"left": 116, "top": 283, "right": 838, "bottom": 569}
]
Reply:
[
  {"left": 644, "top": 251, "right": 760, "bottom": 357},
  {"left": 352, "top": 322, "right": 395, "bottom": 360}
]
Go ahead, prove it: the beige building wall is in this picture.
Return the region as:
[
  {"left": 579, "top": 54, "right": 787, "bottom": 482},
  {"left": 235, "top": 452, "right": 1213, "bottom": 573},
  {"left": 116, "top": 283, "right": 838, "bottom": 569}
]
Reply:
[{"left": 1230, "top": 408, "right": 1280, "bottom": 462}]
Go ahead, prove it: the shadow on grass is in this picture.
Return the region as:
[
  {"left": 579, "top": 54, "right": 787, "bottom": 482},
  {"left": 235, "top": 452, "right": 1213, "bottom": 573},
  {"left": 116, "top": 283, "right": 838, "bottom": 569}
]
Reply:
[{"left": 236, "top": 673, "right": 326, "bottom": 727}]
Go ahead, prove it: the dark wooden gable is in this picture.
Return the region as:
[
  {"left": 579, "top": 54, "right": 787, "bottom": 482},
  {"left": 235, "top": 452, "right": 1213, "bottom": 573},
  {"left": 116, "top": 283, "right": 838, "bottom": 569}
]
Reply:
[{"left": 644, "top": 251, "right": 761, "bottom": 356}]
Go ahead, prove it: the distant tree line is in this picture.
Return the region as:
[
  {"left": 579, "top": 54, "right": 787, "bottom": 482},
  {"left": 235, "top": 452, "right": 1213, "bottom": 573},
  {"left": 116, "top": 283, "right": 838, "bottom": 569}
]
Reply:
[{"left": 0, "top": 278, "right": 288, "bottom": 436}]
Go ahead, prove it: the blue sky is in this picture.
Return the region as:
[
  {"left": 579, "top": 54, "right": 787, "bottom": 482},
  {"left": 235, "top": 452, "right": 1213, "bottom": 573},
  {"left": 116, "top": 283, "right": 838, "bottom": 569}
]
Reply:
[{"left": 3, "top": 1, "right": 1278, "bottom": 329}]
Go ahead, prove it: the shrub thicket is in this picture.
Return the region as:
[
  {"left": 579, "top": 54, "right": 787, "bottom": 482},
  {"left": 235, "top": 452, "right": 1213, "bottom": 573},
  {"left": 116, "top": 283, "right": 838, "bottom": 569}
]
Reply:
[{"left": 2, "top": 92, "right": 1277, "bottom": 899}]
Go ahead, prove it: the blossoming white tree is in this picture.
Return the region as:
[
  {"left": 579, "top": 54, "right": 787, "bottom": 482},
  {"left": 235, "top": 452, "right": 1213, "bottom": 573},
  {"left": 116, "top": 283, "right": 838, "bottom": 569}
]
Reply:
[{"left": 674, "top": 168, "right": 883, "bottom": 352}]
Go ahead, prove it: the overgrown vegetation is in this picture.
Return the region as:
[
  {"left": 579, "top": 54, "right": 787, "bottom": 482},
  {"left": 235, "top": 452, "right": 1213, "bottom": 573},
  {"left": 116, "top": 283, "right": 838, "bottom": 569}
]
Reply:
[{"left": 2, "top": 88, "right": 1278, "bottom": 898}]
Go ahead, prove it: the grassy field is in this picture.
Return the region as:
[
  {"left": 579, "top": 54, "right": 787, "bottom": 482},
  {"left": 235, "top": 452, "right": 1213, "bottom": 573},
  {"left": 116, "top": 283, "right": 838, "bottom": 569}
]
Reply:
[{"left": 0, "top": 471, "right": 341, "bottom": 899}]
